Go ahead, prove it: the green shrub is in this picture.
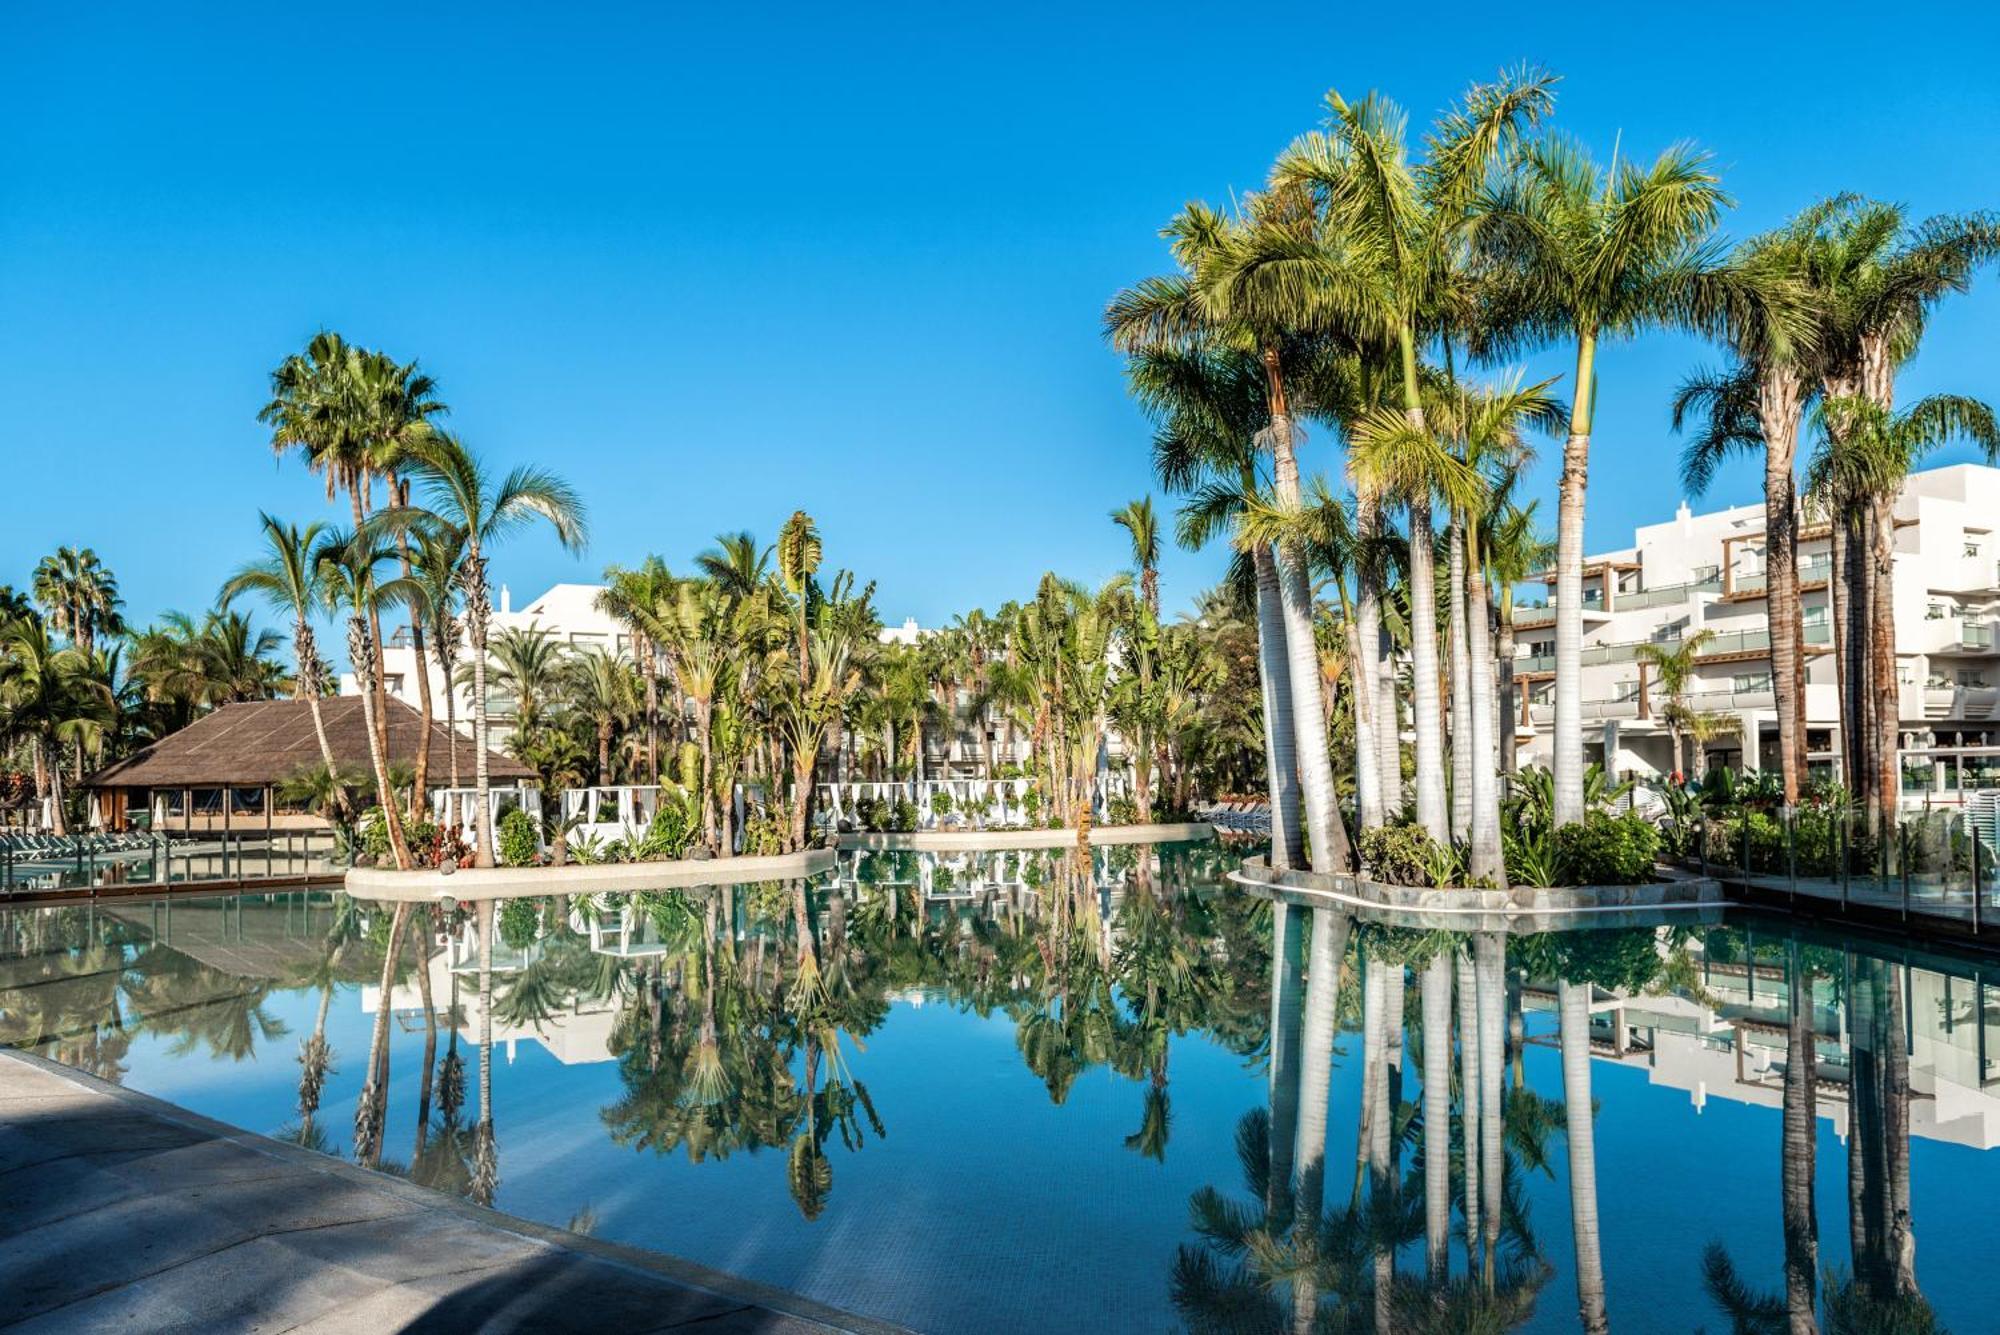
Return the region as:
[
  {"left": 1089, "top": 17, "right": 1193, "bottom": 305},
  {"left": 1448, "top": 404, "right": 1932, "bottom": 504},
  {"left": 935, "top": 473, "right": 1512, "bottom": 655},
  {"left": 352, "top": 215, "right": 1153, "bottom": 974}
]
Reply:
[
  {"left": 497, "top": 808, "right": 540, "bottom": 867},
  {"left": 635, "top": 803, "right": 694, "bottom": 861},
  {"left": 1503, "top": 824, "right": 1558, "bottom": 887},
  {"left": 1022, "top": 787, "right": 1043, "bottom": 823},
  {"left": 861, "top": 796, "right": 891, "bottom": 832},
  {"left": 358, "top": 808, "right": 390, "bottom": 861},
  {"left": 1107, "top": 796, "right": 1138, "bottom": 826},
  {"left": 929, "top": 790, "right": 955, "bottom": 822},
  {"left": 498, "top": 899, "right": 540, "bottom": 950},
  {"left": 891, "top": 798, "right": 917, "bottom": 833},
  {"left": 1553, "top": 813, "right": 1660, "bottom": 886},
  {"left": 1360, "top": 823, "right": 1448, "bottom": 887}
]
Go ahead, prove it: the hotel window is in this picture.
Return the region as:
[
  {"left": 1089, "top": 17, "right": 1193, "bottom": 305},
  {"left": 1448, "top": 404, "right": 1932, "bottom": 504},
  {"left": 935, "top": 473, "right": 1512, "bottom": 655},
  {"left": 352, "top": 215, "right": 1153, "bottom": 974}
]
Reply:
[
  {"left": 1927, "top": 602, "right": 1949, "bottom": 620},
  {"left": 1965, "top": 540, "right": 1982, "bottom": 559},
  {"left": 1803, "top": 604, "right": 1827, "bottom": 627},
  {"left": 1959, "top": 670, "right": 1990, "bottom": 688},
  {"left": 1733, "top": 672, "right": 1772, "bottom": 693}
]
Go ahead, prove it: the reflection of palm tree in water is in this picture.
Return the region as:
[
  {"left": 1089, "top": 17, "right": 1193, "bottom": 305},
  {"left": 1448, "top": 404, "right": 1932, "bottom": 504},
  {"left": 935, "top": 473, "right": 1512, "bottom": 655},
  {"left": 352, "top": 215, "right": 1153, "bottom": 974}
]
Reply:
[
  {"left": 473, "top": 898, "right": 498, "bottom": 1207},
  {"left": 1706, "top": 946, "right": 1942, "bottom": 1333}
]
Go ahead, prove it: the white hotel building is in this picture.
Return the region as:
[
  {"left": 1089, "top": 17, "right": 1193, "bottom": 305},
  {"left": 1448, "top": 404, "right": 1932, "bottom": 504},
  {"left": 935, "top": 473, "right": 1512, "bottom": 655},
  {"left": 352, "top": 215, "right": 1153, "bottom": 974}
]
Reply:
[{"left": 1512, "top": 462, "right": 2000, "bottom": 803}]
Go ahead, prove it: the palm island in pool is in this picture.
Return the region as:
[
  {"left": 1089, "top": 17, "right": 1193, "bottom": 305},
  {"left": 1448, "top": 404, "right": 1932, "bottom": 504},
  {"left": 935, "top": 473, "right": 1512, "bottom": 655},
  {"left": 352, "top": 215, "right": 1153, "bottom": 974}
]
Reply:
[{"left": 8, "top": 39, "right": 2000, "bottom": 1335}]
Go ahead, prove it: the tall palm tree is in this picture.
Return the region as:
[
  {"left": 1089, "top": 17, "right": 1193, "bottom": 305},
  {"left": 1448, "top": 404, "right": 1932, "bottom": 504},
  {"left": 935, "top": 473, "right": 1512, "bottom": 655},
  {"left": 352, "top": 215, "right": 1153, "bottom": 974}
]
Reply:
[
  {"left": 1485, "top": 500, "right": 1553, "bottom": 778},
  {"left": 1127, "top": 342, "right": 1307, "bottom": 866},
  {"left": 391, "top": 432, "right": 587, "bottom": 866},
  {"left": 314, "top": 529, "right": 420, "bottom": 870},
  {"left": 31, "top": 546, "right": 123, "bottom": 658},
  {"left": 1673, "top": 204, "right": 1832, "bottom": 808},
  {"left": 220, "top": 514, "right": 338, "bottom": 782},
  {"left": 696, "top": 531, "right": 771, "bottom": 600},
  {"left": 1108, "top": 196, "right": 1358, "bottom": 871},
  {"left": 1808, "top": 393, "right": 1999, "bottom": 818},
  {"left": 1350, "top": 407, "right": 1486, "bottom": 842},
  {"left": 1474, "top": 134, "right": 1731, "bottom": 824},
  {"left": 413, "top": 527, "right": 467, "bottom": 791},
  {"left": 1802, "top": 202, "right": 2000, "bottom": 821}
]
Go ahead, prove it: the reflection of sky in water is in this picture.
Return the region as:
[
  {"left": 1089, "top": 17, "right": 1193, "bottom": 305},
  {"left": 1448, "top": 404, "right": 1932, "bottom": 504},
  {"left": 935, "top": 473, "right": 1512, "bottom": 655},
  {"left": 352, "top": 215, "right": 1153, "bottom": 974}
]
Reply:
[{"left": 6, "top": 854, "right": 2000, "bottom": 1334}]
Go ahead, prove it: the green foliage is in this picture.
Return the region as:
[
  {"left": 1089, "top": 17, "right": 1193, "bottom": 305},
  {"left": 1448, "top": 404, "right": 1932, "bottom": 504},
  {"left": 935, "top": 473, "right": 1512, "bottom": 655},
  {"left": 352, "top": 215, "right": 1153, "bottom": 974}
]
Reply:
[
  {"left": 634, "top": 802, "right": 695, "bottom": 861},
  {"left": 1502, "top": 823, "right": 1558, "bottom": 888},
  {"left": 498, "top": 899, "right": 540, "bottom": 951},
  {"left": 1552, "top": 812, "right": 1660, "bottom": 886},
  {"left": 1360, "top": 823, "right": 1455, "bottom": 888},
  {"left": 890, "top": 798, "right": 917, "bottom": 833},
  {"left": 497, "top": 808, "right": 540, "bottom": 867},
  {"left": 1107, "top": 796, "right": 1138, "bottom": 826},
  {"left": 1551, "top": 928, "right": 1666, "bottom": 992},
  {"left": 929, "top": 789, "right": 954, "bottom": 820},
  {"left": 358, "top": 807, "right": 391, "bottom": 861}
]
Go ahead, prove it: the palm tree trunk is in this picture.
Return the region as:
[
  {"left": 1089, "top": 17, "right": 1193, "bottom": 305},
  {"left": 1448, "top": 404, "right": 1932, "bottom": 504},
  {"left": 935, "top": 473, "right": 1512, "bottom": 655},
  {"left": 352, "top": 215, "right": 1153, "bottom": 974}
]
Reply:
[
  {"left": 1831, "top": 519, "right": 1853, "bottom": 795},
  {"left": 463, "top": 551, "right": 497, "bottom": 869},
  {"left": 1761, "top": 378, "right": 1807, "bottom": 808},
  {"left": 1781, "top": 943, "right": 1819, "bottom": 1333},
  {"left": 1254, "top": 545, "right": 1307, "bottom": 870},
  {"left": 1553, "top": 332, "right": 1598, "bottom": 826},
  {"left": 1448, "top": 519, "right": 1473, "bottom": 842},
  {"left": 1498, "top": 597, "right": 1519, "bottom": 778},
  {"left": 349, "top": 484, "right": 393, "bottom": 766},
  {"left": 1456, "top": 948, "right": 1481, "bottom": 1274},
  {"left": 1421, "top": 952, "right": 1451, "bottom": 1282},
  {"left": 1407, "top": 495, "right": 1448, "bottom": 842},
  {"left": 351, "top": 619, "right": 412, "bottom": 869},
  {"left": 1869, "top": 495, "right": 1900, "bottom": 824},
  {"left": 1266, "top": 902, "right": 1306, "bottom": 1231},
  {"left": 1852, "top": 509, "right": 1880, "bottom": 825},
  {"left": 1376, "top": 630, "right": 1401, "bottom": 817},
  {"left": 1560, "top": 978, "right": 1609, "bottom": 1333},
  {"left": 1477, "top": 932, "right": 1505, "bottom": 1283},
  {"left": 1467, "top": 542, "right": 1504, "bottom": 885}
]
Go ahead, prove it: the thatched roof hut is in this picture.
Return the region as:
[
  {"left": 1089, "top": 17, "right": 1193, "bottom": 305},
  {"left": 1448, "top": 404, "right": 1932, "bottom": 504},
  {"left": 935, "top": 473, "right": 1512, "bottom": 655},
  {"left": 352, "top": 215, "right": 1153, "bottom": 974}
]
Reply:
[{"left": 84, "top": 697, "right": 533, "bottom": 830}]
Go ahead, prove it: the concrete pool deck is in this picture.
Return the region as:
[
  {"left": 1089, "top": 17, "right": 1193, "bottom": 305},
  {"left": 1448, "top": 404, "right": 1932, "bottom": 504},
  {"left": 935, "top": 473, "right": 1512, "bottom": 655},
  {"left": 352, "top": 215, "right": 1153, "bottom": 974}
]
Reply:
[{"left": 0, "top": 1049, "right": 903, "bottom": 1333}]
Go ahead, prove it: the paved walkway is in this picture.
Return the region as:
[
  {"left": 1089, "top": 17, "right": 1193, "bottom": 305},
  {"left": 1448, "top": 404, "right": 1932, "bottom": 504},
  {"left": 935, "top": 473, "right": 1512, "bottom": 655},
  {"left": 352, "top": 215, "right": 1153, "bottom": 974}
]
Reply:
[{"left": 0, "top": 1050, "right": 902, "bottom": 1333}]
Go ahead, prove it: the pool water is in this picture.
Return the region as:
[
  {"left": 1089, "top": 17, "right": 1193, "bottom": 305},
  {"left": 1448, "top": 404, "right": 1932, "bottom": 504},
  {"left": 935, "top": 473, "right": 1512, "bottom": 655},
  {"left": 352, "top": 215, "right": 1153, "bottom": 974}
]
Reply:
[{"left": 3, "top": 840, "right": 1997, "bottom": 1333}]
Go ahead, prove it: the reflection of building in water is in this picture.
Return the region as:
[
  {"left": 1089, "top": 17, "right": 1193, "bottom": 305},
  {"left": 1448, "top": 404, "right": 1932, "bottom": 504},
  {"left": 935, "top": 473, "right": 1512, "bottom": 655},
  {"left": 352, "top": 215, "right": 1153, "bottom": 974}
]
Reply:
[
  {"left": 1521, "top": 939, "right": 2000, "bottom": 1150},
  {"left": 361, "top": 916, "right": 627, "bottom": 1068}
]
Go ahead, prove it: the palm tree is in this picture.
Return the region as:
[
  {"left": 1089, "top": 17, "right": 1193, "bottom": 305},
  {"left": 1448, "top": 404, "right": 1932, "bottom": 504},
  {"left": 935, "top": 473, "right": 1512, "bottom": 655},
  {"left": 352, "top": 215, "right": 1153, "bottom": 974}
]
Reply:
[
  {"left": 1126, "top": 342, "right": 1307, "bottom": 866},
  {"left": 1634, "top": 629, "right": 1718, "bottom": 779},
  {"left": 656, "top": 580, "right": 740, "bottom": 849},
  {"left": 392, "top": 432, "right": 587, "bottom": 867},
  {"left": 1673, "top": 204, "right": 1833, "bottom": 809},
  {"left": 1111, "top": 497, "right": 1162, "bottom": 619},
  {"left": 412, "top": 527, "right": 467, "bottom": 792},
  {"left": 1107, "top": 197, "right": 1358, "bottom": 872},
  {"left": 315, "top": 529, "right": 420, "bottom": 869},
  {"left": 596, "top": 557, "right": 676, "bottom": 784},
  {"left": 31, "top": 546, "right": 123, "bottom": 658},
  {"left": 566, "top": 647, "right": 638, "bottom": 783},
  {"left": 0, "top": 619, "right": 114, "bottom": 834},
  {"left": 220, "top": 514, "right": 338, "bottom": 782},
  {"left": 1350, "top": 405, "right": 1486, "bottom": 842},
  {"left": 1801, "top": 202, "right": 2000, "bottom": 821},
  {"left": 695, "top": 531, "right": 770, "bottom": 600},
  {"left": 1809, "top": 393, "right": 1999, "bottom": 817},
  {"left": 262, "top": 334, "right": 447, "bottom": 767},
  {"left": 1473, "top": 133, "right": 1731, "bottom": 825}
]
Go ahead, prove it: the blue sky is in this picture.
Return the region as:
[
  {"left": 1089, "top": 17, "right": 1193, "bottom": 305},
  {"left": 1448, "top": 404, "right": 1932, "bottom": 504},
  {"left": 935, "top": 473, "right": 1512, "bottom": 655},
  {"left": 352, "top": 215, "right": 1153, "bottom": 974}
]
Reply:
[{"left": 4, "top": 2, "right": 1998, "bottom": 633}]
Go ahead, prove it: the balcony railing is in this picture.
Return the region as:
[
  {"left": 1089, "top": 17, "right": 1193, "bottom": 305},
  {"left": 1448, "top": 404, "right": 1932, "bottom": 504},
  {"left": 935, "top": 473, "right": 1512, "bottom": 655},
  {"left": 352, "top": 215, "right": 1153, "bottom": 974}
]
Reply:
[
  {"left": 1514, "top": 620, "right": 1830, "bottom": 675},
  {"left": 1729, "top": 556, "right": 1832, "bottom": 596},
  {"left": 1962, "top": 623, "right": 1997, "bottom": 651}
]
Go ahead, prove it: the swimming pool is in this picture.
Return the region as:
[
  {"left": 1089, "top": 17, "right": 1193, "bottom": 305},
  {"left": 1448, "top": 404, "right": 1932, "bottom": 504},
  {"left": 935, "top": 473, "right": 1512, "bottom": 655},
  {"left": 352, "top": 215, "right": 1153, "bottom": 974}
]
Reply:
[{"left": 3, "top": 840, "right": 1995, "bottom": 1332}]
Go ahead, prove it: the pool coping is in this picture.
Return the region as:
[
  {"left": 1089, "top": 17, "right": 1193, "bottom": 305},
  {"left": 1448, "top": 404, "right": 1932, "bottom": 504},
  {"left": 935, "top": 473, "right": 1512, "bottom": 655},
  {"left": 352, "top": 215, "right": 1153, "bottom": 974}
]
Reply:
[
  {"left": 344, "top": 847, "right": 838, "bottom": 901},
  {"left": 0, "top": 1046, "right": 909, "bottom": 1333},
  {"left": 1231, "top": 857, "right": 1730, "bottom": 932},
  {"left": 835, "top": 822, "right": 1213, "bottom": 851}
]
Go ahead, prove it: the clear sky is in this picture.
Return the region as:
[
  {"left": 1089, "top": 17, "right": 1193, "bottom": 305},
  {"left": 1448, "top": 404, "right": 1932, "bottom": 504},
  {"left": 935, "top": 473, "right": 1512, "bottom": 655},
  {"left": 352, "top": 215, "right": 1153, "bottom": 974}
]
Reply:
[{"left": 4, "top": 2, "right": 1997, "bottom": 633}]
